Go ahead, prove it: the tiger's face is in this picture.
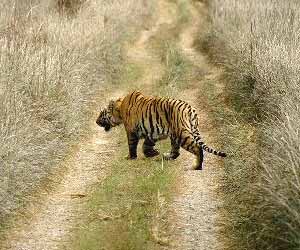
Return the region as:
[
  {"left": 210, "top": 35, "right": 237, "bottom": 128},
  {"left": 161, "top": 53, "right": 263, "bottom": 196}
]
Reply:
[{"left": 96, "top": 98, "right": 123, "bottom": 132}]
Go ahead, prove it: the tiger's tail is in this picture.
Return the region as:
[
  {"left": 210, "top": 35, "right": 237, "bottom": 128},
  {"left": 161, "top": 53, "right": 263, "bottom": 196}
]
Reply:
[
  {"left": 201, "top": 143, "right": 227, "bottom": 157},
  {"left": 193, "top": 130, "right": 227, "bottom": 157}
]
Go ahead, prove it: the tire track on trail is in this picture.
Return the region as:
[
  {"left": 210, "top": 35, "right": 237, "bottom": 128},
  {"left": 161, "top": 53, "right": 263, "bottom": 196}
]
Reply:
[
  {"left": 168, "top": 1, "right": 225, "bottom": 250},
  {"left": 126, "top": 0, "right": 176, "bottom": 90}
]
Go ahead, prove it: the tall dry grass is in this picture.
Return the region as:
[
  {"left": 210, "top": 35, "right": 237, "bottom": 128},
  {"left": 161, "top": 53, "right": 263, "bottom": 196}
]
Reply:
[
  {"left": 201, "top": 0, "right": 300, "bottom": 249},
  {"left": 0, "top": 0, "right": 153, "bottom": 231}
]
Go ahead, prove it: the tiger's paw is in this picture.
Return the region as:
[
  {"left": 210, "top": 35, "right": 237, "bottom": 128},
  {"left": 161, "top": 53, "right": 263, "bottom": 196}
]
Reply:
[
  {"left": 125, "top": 155, "right": 137, "bottom": 160},
  {"left": 163, "top": 152, "right": 179, "bottom": 160},
  {"left": 144, "top": 149, "right": 160, "bottom": 158},
  {"left": 192, "top": 159, "right": 203, "bottom": 170}
]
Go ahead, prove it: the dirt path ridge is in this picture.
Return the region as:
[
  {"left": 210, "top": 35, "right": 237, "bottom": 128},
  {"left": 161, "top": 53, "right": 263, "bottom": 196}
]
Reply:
[{"left": 169, "top": 1, "right": 224, "bottom": 250}]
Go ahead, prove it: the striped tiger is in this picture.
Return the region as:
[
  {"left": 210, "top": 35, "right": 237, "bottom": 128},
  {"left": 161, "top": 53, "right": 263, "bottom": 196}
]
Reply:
[{"left": 96, "top": 91, "right": 226, "bottom": 170}]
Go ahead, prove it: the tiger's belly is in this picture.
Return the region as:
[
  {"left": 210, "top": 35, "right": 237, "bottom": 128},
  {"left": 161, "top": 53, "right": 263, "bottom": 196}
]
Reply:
[{"left": 137, "top": 124, "right": 169, "bottom": 141}]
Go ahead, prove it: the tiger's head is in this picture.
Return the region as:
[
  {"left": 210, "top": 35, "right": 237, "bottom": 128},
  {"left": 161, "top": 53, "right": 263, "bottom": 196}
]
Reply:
[{"left": 96, "top": 98, "right": 123, "bottom": 132}]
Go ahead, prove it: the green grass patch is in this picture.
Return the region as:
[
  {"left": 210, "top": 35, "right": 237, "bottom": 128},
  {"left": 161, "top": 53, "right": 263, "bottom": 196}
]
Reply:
[
  {"left": 177, "top": 0, "right": 190, "bottom": 24},
  {"left": 70, "top": 132, "right": 178, "bottom": 250}
]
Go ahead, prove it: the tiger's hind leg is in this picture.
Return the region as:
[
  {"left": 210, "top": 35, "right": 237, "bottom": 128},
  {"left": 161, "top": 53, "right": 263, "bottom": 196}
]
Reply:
[
  {"left": 163, "top": 135, "right": 180, "bottom": 160},
  {"left": 180, "top": 133, "right": 204, "bottom": 170},
  {"left": 143, "top": 137, "right": 160, "bottom": 158}
]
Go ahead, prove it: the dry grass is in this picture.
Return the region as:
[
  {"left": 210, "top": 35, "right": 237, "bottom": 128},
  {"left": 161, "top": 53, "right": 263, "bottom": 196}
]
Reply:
[
  {"left": 200, "top": 0, "right": 300, "bottom": 249},
  {"left": 0, "top": 0, "right": 153, "bottom": 234}
]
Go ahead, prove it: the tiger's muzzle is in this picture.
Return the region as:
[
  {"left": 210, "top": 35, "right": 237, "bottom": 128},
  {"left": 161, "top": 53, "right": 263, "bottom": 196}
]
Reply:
[{"left": 96, "top": 118, "right": 112, "bottom": 132}]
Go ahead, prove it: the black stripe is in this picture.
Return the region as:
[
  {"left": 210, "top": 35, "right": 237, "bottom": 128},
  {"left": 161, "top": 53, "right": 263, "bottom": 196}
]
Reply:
[
  {"left": 156, "top": 124, "right": 160, "bottom": 135},
  {"left": 155, "top": 106, "right": 160, "bottom": 122},
  {"left": 159, "top": 99, "right": 164, "bottom": 111},
  {"left": 173, "top": 100, "right": 182, "bottom": 127},
  {"left": 161, "top": 123, "right": 165, "bottom": 134},
  {"left": 180, "top": 116, "right": 190, "bottom": 130},
  {"left": 128, "top": 92, "right": 135, "bottom": 104},
  {"left": 173, "top": 100, "right": 182, "bottom": 111},
  {"left": 136, "top": 99, "right": 145, "bottom": 112},
  {"left": 159, "top": 117, "right": 163, "bottom": 126},
  {"left": 178, "top": 130, "right": 183, "bottom": 144},
  {"left": 141, "top": 113, "right": 148, "bottom": 135},
  {"left": 181, "top": 136, "right": 189, "bottom": 146},
  {"left": 191, "top": 113, "right": 197, "bottom": 122},
  {"left": 164, "top": 105, "right": 169, "bottom": 123},
  {"left": 169, "top": 100, "right": 177, "bottom": 119},
  {"left": 127, "top": 92, "right": 136, "bottom": 117},
  {"left": 149, "top": 103, "right": 154, "bottom": 138},
  {"left": 177, "top": 102, "right": 185, "bottom": 111}
]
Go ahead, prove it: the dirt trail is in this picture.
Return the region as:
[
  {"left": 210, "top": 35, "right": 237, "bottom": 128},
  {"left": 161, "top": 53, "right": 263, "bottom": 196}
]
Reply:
[
  {"left": 169, "top": 1, "right": 225, "bottom": 250},
  {"left": 3, "top": 1, "right": 225, "bottom": 249}
]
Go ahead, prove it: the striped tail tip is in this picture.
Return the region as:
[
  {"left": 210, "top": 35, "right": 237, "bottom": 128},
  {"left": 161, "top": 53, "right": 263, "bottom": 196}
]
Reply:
[{"left": 218, "top": 152, "right": 227, "bottom": 157}]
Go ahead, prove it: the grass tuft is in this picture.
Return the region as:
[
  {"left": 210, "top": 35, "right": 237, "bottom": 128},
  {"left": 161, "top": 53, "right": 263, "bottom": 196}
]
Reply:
[{"left": 159, "top": 42, "right": 188, "bottom": 87}]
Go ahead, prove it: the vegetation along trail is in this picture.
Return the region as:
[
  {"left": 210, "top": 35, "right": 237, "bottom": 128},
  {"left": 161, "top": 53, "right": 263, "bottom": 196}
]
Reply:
[
  {"left": 3, "top": 0, "right": 227, "bottom": 249},
  {"left": 3, "top": 89, "right": 123, "bottom": 250}
]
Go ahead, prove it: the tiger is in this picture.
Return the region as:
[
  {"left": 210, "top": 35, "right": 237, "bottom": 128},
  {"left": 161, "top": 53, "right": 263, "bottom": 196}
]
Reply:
[{"left": 96, "top": 91, "right": 226, "bottom": 170}]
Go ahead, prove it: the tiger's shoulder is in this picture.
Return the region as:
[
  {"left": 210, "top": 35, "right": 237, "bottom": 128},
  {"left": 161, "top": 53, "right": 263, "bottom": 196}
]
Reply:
[{"left": 121, "top": 91, "right": 147, "bottom": 109}]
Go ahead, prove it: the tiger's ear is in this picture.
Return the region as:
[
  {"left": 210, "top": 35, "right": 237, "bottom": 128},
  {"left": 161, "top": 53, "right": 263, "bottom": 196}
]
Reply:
[
  {"left": 115, "top": 98, "right": 123, "bottom": 112},
  {"left": 108, "top": 100, "right": 114, "bottom": 107}
]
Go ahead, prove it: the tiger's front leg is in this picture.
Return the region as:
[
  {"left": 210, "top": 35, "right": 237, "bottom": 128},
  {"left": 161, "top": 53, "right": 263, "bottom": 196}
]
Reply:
[
  {"left": 143, "top": 137, "right": 160, "bottom": 158},
  {"left": 126, "top": 131, "right": 139, "bottom": 159}
]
